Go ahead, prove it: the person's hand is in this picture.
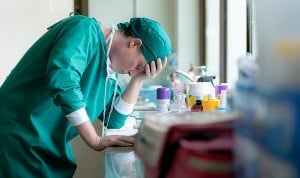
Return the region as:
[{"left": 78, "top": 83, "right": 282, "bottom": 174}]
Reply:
[
  {"left": 133, "top": 57, "right": 168, "bottom": 81},
  {"left": 92, "top": 135, "right": 136, "bottom": 151}
]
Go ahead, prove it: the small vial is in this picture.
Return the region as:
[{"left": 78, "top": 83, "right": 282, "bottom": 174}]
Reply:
[
  {"left": 191, "top": 96, "right": 203, "bottom": 112},
  {"left": 217, "top": 90, "right": 228, "bottom": 112},
  {"left": 156, "top": 87, "right": 170, "bottom": 112}
]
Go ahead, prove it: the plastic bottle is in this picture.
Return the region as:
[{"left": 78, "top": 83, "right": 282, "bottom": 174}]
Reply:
[
  {"left": 191, "top": 96, "right": 203, "bottom": 112},
  {"left": 215, "top": 83, "right": 229, "bottom": 99},
  {"left": 203, "top": 94, "right": 220, "bottom": 111},
  {"left": 156, "top": 87, "right": 170, "bottom": 112},
  {"left": 217, "top": 90, "right": 228, "bottom": 112},
  {"left": 169, "top": 93, "right": 187, "bottom": 112}
]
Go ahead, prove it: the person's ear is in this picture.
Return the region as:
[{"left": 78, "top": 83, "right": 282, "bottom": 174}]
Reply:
[{"left": 129, "top": 38, "right": 142, "bottom": 48}]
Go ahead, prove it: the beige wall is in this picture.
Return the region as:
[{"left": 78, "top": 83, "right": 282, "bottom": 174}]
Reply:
[
  {"left": 0, "top": 0, "right": 73, "bottom": 85},
  {"left": 72, "top": 120, "right": 104, "bottom": 178}
]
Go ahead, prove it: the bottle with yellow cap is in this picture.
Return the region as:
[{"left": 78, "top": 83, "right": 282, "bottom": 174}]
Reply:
[{"left": 203, "top": 94, "right": 220, "bottom": 111}]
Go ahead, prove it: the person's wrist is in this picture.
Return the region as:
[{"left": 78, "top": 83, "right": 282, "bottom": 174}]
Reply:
[
  {"left": 91, "top": 136, "right": 106, "bottom": 151},
  {"left": 131, "top": 75, "right": 145, "bottom": 84},
  {"left": 99, "top": 137, "right": 107, "bottom": 149}
]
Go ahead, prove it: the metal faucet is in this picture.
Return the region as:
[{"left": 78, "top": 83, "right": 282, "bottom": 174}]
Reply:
[
  {"left": 167, "top": 70, "right": 216, "bottom": 86},
  {"left": 167, "top": 70, "right": 194, "bottom": 83}
]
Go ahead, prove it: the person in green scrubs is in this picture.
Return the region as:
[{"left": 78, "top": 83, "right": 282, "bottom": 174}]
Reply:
[{"left": 0, "top": 14, "right": 172, "bottom": 178}]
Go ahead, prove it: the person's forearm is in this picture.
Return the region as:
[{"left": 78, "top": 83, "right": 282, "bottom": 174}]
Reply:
[
  {"left": 74, "top": 120, "right": 135, "bottom": 151},
  {"left": 121, "top": 77, "right": 143, "bottom": 104},
  {"left": 120, "top": 58, "right": 167, "bottom": 104},
  {"left": 75, "top": 121, "right": 101, "bottom": 149}
]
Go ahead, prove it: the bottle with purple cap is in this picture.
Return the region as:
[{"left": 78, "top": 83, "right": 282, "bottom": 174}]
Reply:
[{"left": 156, "top": 87, "right": 170, "bottom": 112}]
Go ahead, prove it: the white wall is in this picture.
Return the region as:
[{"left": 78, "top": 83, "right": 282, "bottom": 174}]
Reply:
[
  {"left": 89, "top": 0, "right": 135, "bottom": 25},
  {"left": 205, "top": 0, "right": 220, "bottom": 84},
  {"left": 177, "top": 0, "right": 200, "bottom": 72},
  {"left": 227, "top": 0, "right": 247, "bottom": 85},
  {"left": 89, "top": 0, "right": 176, "bottom": 46},
  {"left": 0, "top": 0, "right": 73, "bottom": 85}
]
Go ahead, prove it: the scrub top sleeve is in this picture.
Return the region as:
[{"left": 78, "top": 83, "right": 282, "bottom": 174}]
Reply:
[
  {"left": 65, "top": 107, "right": 90, "bottom": 126},
  {"left": 100, "top": 86, "right": 129, "bottom": 129},
  {"left": 45, "top": 18, "right": 99, "bottom": 115},
  {"left": 106, "top": 109, "right": 128, "bottom": 129},
  {"left": 114, "top": 96, "right": 135, "bottom": 115}
]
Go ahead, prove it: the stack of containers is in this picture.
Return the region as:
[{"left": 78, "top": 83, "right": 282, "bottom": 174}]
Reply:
[
  {"left": 187, "top": 82, "right": 215, "bottom": 108},
  {"left": 232, "top": 54, "right": 259, "bottom": 178},
  {"left": 234, "top": 0, "right": 300, "bottom": 177},
  {"left": 255, "top": 0, "right": 300, "bottom": 177}
]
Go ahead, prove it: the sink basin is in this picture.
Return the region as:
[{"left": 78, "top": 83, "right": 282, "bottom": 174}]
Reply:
[
  {"left": 130, "top": 110, "right": 158, "bottom": 129},
  {"left": 133, "top": 102, "right": 156, "bottom": 111},
  {"left": 130, "top": 110, "right": 157, "bottom": 120}
]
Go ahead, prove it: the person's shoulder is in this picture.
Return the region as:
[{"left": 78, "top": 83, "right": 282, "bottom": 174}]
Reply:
[
  {"left": 67, "top": 15, "right": 96, "bottom": 25},
  {"left": 48, "top": 15, "right": 97, "bottom": 30}
]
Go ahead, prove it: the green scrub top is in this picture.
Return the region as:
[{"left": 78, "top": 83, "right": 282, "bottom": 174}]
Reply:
[{"left": 0, "top": 15, "right": 128, "bottom": 178}]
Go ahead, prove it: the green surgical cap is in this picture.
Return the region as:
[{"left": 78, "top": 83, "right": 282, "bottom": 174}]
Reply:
[{"left": 117, "top": 17, "right": 172, "bottom": 63}]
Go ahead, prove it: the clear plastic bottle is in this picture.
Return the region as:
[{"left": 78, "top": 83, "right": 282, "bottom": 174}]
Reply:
[{"left": 169, "top": 93, "right": 187, "bottom": 112}]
